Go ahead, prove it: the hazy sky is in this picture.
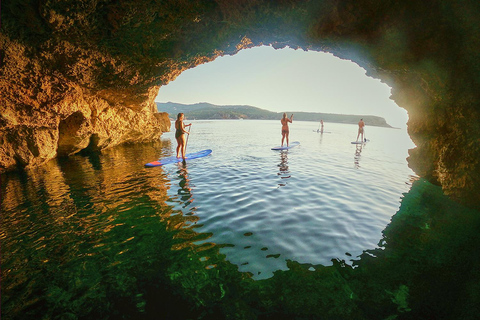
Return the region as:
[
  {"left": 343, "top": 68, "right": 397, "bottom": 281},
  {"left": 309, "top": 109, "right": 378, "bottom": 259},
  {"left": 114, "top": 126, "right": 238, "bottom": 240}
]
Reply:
[{"left": 155, "top": 46, "right": 408, "bottom": 128}]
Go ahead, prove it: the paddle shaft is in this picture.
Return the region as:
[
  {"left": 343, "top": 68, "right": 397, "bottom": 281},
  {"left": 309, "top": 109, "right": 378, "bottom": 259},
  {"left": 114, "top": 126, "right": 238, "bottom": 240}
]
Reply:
[{"left": 185, "top": 123, "right": 191, "bottom": 151}]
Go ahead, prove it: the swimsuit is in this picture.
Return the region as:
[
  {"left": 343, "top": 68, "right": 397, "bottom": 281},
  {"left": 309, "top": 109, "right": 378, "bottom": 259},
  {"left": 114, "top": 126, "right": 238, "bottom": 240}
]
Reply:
[
  {"left": 175, "top": 128, "right": 183, "bottom": 139},
  {"left": 281, "top": 118, "right": 290, "bottom": 135}
]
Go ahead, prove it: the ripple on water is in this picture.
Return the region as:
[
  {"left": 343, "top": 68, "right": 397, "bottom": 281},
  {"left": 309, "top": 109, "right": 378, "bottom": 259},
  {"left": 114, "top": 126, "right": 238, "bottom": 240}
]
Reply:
[
  {"left": 171, "top": 121, "right": 417, "bottom": 279},
  {"left": 1, "top": 120, "right": 417, "bottom": 283}
]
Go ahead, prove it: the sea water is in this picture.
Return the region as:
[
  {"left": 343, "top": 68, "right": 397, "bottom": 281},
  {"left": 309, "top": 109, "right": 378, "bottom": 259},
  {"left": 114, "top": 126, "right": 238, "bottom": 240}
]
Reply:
[
  {"left": 163, "top": 120, "right": 417, "bottom": 278},
  {"left": 1, "top": 120, "right": 420, "bottom": 317}
]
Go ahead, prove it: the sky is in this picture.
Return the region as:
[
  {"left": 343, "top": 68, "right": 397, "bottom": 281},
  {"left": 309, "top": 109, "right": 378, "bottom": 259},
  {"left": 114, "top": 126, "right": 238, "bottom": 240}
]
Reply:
[{"left": 155, "top": 46, "right": 409, "bottom": 129}]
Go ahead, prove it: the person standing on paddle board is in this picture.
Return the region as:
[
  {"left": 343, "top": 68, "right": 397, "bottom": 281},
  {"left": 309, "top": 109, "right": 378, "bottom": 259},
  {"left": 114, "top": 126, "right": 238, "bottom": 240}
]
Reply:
[
  {"left": 175, "top": 113, "right": 192, "bottom": 159},
  {"left": 319, "top": 119, "right": 324, "bottom": 133},
  {"left": 281, "top": 113, "right": 293, "bottom": 146},
  {"left": 356, "top": 118, "right": 365, "bottom": 142}
]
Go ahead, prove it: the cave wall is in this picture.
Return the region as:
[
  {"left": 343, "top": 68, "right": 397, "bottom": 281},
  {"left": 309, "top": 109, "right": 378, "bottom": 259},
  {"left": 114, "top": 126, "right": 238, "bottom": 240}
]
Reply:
[{"left": 1, "top": 0, "right": 479, "bottom": 208}]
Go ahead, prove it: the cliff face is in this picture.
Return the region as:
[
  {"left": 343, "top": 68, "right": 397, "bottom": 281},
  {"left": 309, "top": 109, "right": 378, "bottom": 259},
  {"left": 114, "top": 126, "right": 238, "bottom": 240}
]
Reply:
[{"left": 1, "top": 0, "right": 479, "bottom": 208}]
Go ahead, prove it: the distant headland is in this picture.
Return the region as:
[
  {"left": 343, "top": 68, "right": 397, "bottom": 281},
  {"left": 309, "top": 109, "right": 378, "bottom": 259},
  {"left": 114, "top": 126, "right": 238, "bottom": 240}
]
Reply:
[{"left": 157, "top": 102, "right": 393, "bottom": 128}]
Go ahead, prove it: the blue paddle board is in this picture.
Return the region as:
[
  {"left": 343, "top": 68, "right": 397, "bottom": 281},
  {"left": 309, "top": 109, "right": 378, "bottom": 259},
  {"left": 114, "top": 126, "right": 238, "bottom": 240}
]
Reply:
[
  {"left": 271, "top": 141, "right": 300, "bottom": 150},
  {"left": 145, "top": 149, "right": 212, "bottom": 167}
]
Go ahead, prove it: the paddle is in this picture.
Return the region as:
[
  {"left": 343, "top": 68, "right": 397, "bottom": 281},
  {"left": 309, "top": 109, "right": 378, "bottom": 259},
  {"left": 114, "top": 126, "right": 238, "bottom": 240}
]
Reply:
[{"left": 184, "top": 122, "right": 192, "bottom": 155}]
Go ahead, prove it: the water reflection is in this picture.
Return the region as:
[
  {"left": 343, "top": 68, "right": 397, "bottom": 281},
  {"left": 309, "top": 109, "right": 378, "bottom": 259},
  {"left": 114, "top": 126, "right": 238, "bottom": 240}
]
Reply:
[
  {"left": 277, "top": 150, "right": 291, "bottom": 186},
  {"left": 2, "top": 142, "right": 479, "bottom": 319},
  {"left": 175, "top": 162, "right": 193, "bottom": 208},
  {"left": 0, "top": 141, "right": 223, "bottom": 319},
  {"left": 354, "top": 144, "right": 363, "bottom": 169},
  {"left": 81, "top": 148, "right": 103, "bottom": 171}
]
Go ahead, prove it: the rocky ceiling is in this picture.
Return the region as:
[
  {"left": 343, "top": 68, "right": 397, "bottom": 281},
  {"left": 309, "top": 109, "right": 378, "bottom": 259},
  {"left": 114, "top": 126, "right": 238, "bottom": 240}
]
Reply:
[{"left": 1, "top": 0, "right": 479, "bottom": 208}]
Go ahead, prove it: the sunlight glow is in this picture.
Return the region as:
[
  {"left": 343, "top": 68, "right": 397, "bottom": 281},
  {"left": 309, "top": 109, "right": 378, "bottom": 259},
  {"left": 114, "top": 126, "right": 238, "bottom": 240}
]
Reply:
[{"left": 155, "top": 46, "right": 409, "bottom": 129}]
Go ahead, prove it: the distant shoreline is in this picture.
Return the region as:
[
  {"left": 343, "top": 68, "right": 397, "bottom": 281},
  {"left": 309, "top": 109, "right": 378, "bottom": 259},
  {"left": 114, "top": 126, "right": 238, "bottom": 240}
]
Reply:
[
  {"left": 167, "top": 118, "right": 401, "bottom": 129},
  {"left": 158, "top": 102, "right": 393, "bottom": 128}
]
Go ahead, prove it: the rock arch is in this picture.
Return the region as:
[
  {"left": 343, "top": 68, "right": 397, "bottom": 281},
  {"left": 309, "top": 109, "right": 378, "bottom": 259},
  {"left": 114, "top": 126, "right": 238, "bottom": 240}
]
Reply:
[{"left": 1, "top": 0, "right": 479, "bottom": 208}]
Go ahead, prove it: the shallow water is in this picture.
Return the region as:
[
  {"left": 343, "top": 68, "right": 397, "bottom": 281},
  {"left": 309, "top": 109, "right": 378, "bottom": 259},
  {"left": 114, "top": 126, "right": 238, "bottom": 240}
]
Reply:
[{"left": 10, "top": 120, "right": 474, "bottom": 319}]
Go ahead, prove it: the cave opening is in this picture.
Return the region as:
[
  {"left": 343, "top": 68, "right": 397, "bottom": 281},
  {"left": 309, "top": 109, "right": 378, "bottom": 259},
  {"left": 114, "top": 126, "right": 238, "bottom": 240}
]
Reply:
[
  {"left": 153, "top": 45, "right": 419, "bottom": 278},
  {"left": 156, "top": 46, "right": 410, "bottom": 129},
  {"left": 155, "top": 45, "right": 415, "bottom": 154}
]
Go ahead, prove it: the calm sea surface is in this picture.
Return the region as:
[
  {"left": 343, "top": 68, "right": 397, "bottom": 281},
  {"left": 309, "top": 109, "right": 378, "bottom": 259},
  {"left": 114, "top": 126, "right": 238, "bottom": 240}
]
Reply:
[
  {"left": 9, "top": 119, "right": 478, "bottom": 319},
  {"left": 169, "top": 120, "right": 417, "bottom": 278}
]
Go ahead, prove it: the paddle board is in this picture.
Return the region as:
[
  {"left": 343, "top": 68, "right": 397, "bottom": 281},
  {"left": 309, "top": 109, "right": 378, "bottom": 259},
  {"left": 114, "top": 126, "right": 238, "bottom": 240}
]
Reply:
[
  {"left": 351, "top": 139, "right": 369, "bottom": 144},
  {"left": 271, "top": 141, "right": 300, "bottom": 150},
  {"left": 145, "top": 149, "right": 212, "bottom": 167}
]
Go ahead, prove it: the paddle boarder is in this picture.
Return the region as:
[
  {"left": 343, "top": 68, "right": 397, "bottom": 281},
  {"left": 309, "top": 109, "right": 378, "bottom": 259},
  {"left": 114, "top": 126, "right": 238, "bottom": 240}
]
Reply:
[
  {"left": 281, "top": 113, "right": 293, "bottom": 147},
  {"left": 175, "top": 113, "right": 192, "bottom": 159},
  {"left": 356, "top": 118, "right": 365, "bottom": 142},
  {"left": 317, "top": 119, "right": 324, "bottom": 133}
]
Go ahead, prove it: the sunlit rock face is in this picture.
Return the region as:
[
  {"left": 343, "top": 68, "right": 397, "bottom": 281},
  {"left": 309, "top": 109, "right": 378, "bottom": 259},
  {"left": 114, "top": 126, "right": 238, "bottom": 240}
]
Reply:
[{"left": 1, "top": 0, "right": 479, "bottom": 207}]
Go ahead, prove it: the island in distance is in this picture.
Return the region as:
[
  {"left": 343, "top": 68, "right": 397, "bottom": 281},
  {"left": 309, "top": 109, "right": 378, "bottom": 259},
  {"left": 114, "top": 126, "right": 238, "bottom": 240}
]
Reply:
[{"left": 157, "top": 102, "right": 393, "bottom": 128}]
